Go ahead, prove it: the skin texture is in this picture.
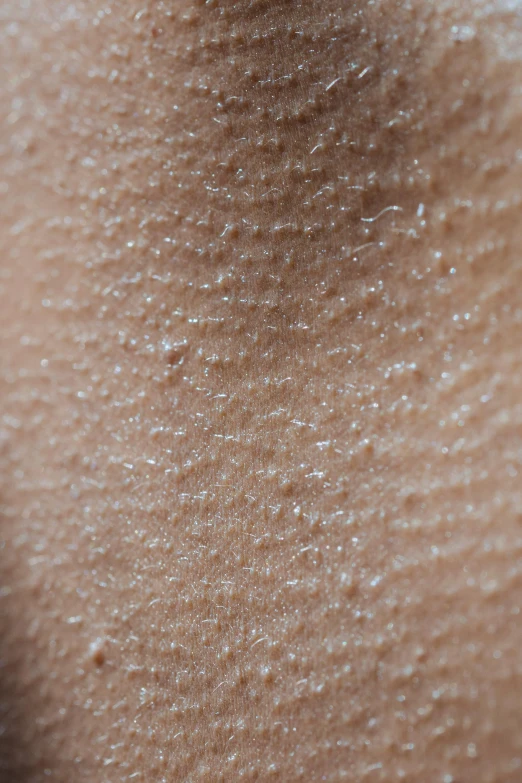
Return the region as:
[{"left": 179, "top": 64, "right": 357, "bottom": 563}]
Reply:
[{"left": 1, "top": 0, "right": 522, "bottom": 781}]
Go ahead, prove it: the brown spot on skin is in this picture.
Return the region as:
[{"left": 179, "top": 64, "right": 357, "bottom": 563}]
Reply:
[{"left": 89, "top": 639, "right": 105, "bottom": 667}]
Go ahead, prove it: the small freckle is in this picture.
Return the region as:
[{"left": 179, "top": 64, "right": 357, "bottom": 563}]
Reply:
[{"left": 89, "top": 638, "right": 105, "bottom": 666}]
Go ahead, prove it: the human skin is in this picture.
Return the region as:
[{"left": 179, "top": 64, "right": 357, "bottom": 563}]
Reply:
[{"left": 1, "top": 0, "right": 522, "bottom": 781}]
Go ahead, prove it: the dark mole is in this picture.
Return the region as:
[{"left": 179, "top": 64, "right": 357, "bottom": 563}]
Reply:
[
  {"left": 90, "top": 639, "right": 106, "bottom": 666},
  {"left": 93, "top": 648, "right": 105, "bottom": 666}
]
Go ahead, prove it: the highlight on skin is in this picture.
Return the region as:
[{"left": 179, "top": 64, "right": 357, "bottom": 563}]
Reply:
[{"left": 1, "top": 1, "right": 522, "bottom": 781}]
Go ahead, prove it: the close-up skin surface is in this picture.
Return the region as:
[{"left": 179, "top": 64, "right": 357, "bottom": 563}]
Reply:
[{"left": 1, "top": 0, "right": 522, "bottom": 781}]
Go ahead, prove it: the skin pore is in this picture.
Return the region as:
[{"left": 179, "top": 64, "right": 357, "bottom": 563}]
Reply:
[{"left": 2, "top": 0, "right": 522, "bottom": 781}]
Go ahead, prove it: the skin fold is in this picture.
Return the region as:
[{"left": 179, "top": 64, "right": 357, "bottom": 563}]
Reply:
[{"left": 1, "top": 0, "right": 522, "bottom": 781}]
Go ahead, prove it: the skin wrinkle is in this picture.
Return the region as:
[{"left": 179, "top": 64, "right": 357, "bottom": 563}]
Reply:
[{"left": 1, "top": 1, "right": 522, "bottom": 782}]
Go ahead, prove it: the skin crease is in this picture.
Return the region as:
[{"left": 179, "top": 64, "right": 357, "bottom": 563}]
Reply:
[{"left": 1, "top": 0, "right": 522, "bottom": 781}]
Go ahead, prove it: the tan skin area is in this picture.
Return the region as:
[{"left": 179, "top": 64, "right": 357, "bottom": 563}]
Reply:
[{"left": 2, "top": 1, "right": 522, "bottom": 781}]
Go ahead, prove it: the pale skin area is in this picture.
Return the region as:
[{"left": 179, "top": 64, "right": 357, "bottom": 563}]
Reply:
[{"left": 1, "top": 1, "right": 522, "bottom": 781}]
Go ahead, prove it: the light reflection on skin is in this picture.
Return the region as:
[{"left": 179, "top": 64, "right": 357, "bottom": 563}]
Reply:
[{"left": 1, "top": 1, "right": 522, "bottom": 781}]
